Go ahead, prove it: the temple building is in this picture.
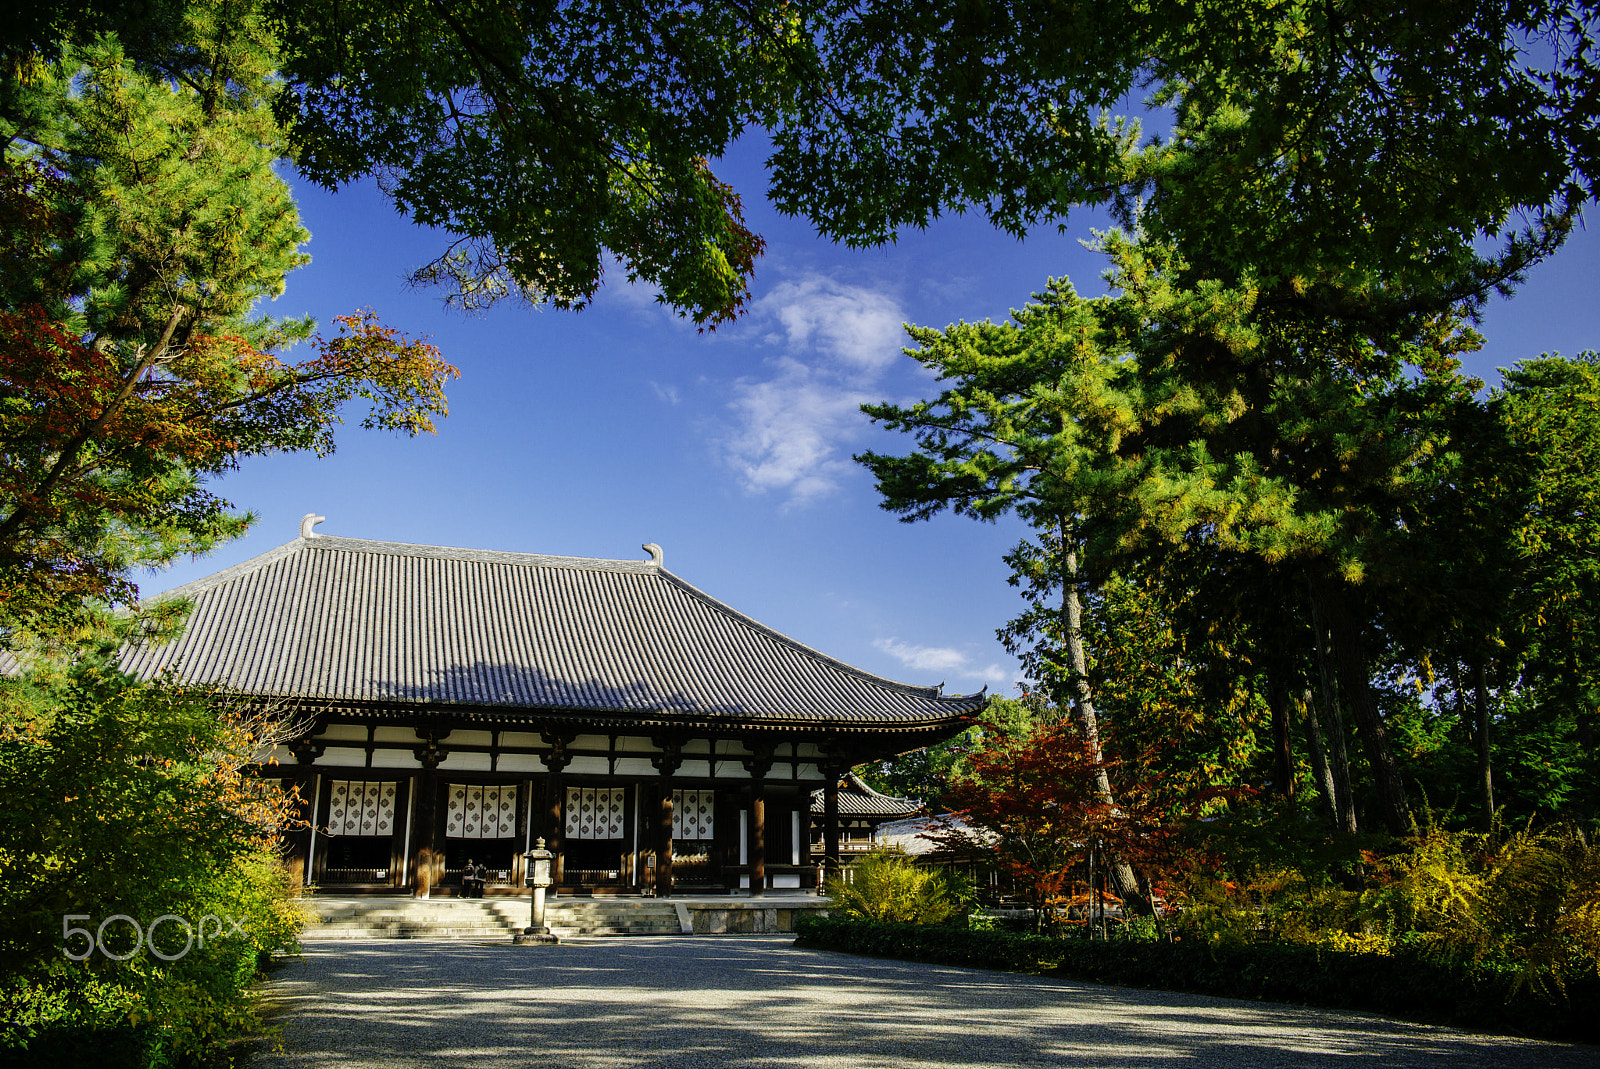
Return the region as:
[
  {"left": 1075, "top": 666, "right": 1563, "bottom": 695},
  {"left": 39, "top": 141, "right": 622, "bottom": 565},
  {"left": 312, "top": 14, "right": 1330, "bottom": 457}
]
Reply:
[
  {"left": 809, "top": 773, "right": 924, "bottom": 858},
  {"left": 123, "top": 517, "right": 984, "bottom": 897}
]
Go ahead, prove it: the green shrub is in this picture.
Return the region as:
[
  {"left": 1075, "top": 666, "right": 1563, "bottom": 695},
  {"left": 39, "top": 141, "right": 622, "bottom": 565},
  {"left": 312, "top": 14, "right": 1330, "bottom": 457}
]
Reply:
[
  {"left": 1168, "top": 820, "right": 1600, "bottom": 998},
  {"left": 0, "top": 651, "right": 308, "bottom": 1066},
  {"left": 823, "top": 850, "right": 956, "bottom": 925},
  {"left": 793, "top": 915, "right": 1600, "bottom": 1042}
]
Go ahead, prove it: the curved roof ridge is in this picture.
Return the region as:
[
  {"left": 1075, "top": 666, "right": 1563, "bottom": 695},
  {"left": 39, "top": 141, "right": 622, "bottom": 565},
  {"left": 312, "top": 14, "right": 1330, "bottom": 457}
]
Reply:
[
  {"left": 810, "top": 771, "right": 924, "bottom": 815},
  {"left": 842, "top": 770, "right": 917, "bottom": 804},
  {"left": 146, "top": 534, "right": 659, "bottom": 602},
  {"left": 651, "top": 568, "right": 979, "bottom": 704}
]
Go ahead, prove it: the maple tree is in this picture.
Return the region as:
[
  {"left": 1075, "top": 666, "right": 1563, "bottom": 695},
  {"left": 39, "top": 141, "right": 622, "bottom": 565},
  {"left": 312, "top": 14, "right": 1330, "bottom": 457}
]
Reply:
[
  {"left": 0, "top": 7, "right": 455, "bottom": 632},
  {"left": 942, "top": 717, "right": 1215, "bottom": 931}
]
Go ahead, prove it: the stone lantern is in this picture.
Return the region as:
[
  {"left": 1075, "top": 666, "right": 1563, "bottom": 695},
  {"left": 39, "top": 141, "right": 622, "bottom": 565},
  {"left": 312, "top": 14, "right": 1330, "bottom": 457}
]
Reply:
[{"left": 513, "top": 838, "right": 558, "bottom": 944}]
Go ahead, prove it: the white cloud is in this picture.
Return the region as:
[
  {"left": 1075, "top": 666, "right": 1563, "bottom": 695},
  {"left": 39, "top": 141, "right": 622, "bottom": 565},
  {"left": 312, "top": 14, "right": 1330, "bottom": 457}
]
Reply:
[
  {"left": 722, "top": 359, "right": 874, "bottom": 503},
  {"left": 873, "top": 638, "right": 1016, "bottom": 689},
  {"left": 650, "top": 381, "right": 681, "bottom": 405},
  {"left": 717, "top": 274, "right": 907, "bottom": 505},
  {"left": 873, "top": 638, "right": 970, "bottom": 673},
  {"left": 753, "top": 276, "right": 907, "bottom": 372},
  {"left": 969, "top": 663, "right": 1015, "bottom": 687}
]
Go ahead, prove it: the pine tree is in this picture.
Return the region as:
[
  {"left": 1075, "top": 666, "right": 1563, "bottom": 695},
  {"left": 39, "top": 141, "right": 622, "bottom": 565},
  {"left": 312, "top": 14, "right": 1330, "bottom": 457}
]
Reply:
[{"left": 0, "top": 2, "right": 455, "bottom": 632}]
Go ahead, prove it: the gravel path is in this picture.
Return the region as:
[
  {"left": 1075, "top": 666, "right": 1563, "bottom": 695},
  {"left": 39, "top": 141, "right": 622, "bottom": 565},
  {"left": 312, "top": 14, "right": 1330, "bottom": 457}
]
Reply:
[{"left": 253, "top": 937, "right": 1592, "bottom": 1069}]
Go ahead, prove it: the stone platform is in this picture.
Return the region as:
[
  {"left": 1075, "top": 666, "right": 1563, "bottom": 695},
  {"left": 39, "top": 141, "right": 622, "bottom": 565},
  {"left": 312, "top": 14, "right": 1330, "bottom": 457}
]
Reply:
[{"left": 303, "top": 895, "right": 829, "bottom": 940}]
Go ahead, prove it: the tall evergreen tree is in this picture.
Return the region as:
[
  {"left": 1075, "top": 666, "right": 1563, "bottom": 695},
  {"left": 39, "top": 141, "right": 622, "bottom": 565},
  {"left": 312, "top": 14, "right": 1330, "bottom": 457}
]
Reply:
[{"left": 0, "top": 1, "right": 455, "bottom": 631}]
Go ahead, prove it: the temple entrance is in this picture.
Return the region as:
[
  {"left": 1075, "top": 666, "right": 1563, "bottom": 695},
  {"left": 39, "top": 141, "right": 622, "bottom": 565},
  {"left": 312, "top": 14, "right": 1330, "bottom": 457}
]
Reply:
[
  {"left": 670, "top": 789, "right": 717, "bottom": 888},
  {"left": 316, "top": 779, "right": 405, "bottom": 890},
  {"left": 563, "top": 786, "right": 627, "bottom": 889},
  {"left": 442, "top": 782, "right": 521, "bottom": 895}
]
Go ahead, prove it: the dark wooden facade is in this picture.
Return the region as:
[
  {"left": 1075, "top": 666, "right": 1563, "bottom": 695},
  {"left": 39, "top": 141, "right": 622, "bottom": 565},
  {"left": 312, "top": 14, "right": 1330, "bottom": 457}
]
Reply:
[{"left": 279, "top": 731, "right": 862, "bottom": 896}]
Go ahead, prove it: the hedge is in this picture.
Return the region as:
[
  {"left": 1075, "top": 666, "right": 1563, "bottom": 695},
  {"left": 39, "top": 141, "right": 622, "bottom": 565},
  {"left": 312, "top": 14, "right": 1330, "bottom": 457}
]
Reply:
[{"left": 792, "top": 915, "right": 1600, "bottom": 1043}]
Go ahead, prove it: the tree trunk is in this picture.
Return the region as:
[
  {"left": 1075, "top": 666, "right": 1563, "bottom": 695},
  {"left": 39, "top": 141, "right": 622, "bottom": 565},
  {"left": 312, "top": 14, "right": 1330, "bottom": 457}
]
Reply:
[
  {"left": 1307, "top": 591, "right": 1359, "bottom": 834},
  {"left": 1061, "top": 541, "right": 1147, "bottom": 912},
  {"left": 1310, "top": 577, "right": 1416, "bottom": 836},
  {"left": 1473, "top": 660, "right": 1495, "bottom": 833},
  {"left": 1266, "top": 676, "right": 1297, "bottom": 799},
  {"left": 1450, "top": 661, "right": 1474, "bottom": 749},
  {"left": 1299, "top": 685, "right": 1341, "bottom": 830}
]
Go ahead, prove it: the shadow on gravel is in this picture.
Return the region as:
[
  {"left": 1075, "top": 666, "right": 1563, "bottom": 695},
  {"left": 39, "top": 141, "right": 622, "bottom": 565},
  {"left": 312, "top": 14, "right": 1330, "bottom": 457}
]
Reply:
[{"left": 254, "top": 938, "right": 1594, "bottom": 1069}]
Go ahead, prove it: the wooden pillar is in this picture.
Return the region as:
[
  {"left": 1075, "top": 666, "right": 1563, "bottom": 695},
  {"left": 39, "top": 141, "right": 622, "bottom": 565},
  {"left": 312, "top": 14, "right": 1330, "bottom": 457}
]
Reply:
[
  {"left": 389, "top": 779, "right": 411, "bottom": 890},
  {"left": 541, "top": 733, "right": 573, "bottom": 887},
  {"left": 748, "top": 777, "right": 766, "bottom": 896},
  {"left": 511, "top": 780, "right": 530, "bottom": 890},
  {"left": 545, "top": 771, "right": 565, "bottom": 886},
  {"left": 411, "top": 769, "right": 437, "bottom": 898},
  {"left": 651, "top": 738, "right": 685, "bottom": 898},
  {"left": 281, "top": 775, "right": 313, "bottom": 892},
  {"left": 742, "top": 744, "right": 774, "bottom": 896},
  {"left": 410, "top": 732, "right": 449, "bottom": 898},
  {"left": 657, "top": 782, "right": 675, "bottom": 898},
  {"left": 799, "top": 801, "right": 816, "bottom": 889},
  {"left": 622, "top": 783, "right": 638, "bottom": 888},
  {"left": 823, "top": 773, "right": 841, "bottom": 879}
]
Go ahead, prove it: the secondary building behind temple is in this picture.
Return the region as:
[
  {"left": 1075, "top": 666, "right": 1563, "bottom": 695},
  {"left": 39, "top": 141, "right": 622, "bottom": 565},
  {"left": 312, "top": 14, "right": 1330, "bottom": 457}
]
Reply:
[{"left": 124, "top": 517, "right": 984, "bottom": 898}]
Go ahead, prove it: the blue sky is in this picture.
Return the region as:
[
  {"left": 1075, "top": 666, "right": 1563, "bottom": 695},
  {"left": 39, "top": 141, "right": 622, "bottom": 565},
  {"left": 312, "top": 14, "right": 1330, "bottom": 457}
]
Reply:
[{"left": 144, "top": 135, "right": 1600, "bottom": 698}]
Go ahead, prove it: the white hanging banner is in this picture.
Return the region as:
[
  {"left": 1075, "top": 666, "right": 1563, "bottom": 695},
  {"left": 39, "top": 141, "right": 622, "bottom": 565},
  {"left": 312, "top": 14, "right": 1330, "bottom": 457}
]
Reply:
[
  {"left": 445, "top": 783, "right": 467, "bottom": 836},
  {"left": 326, "top": 780, "right": 398, "bottom": 837},
  {"left": 671, "top": 790, "right": 714, "bottom": 840},
  {"left": 446, "top": 783, "right": 519, "bottom": 839},
  {"left": 565, "top": 787, "right": 624, "bottom": 840},
  {"left": 328, "top": 780, "right": 354, "bottom": 835},
  {"left": 491, "top": 785, "right": 516, "bottom": 838}
]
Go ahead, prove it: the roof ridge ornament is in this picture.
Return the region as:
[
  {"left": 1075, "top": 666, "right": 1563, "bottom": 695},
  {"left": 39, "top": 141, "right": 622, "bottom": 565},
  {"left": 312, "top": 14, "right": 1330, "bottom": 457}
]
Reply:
[
  {"left": 300, "top": 513, "right": 326, "bottom": 539},
  {"left": 642, "top": 542, "right": 663, "bottom": 567}
]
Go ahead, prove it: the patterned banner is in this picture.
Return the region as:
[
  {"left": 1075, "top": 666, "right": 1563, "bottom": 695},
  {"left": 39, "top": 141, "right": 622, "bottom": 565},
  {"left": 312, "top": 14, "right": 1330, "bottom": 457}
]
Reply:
[
  {"left": 446, "top": 783, "right": 519, "bottom": 839},
  {"left": 326, "top": 780, "right": 397, "bottom": 837},
  {"left": 489, "top": 785, "right": 517, "bottom": 838},
  {"left": 671, "top": 790, "right": 714, "bottom": 840},
  {"left": 565, "top": 787, "right": 625, "bottom": 840}
]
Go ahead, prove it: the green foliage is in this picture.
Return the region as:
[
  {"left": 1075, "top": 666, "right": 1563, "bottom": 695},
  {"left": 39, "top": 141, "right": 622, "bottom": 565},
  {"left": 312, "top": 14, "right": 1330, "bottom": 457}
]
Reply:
[
  {"left": 793, "top": 914, "right": 1600, "bottom": 1042},
  {"left": 274, "top": 0, "right": 806, "bottom": 324},
  {"left": 1165, "top": 821, "right": 1600, "bottom": 1002},
  {"left": 780, "top": 2, "right": 1598, "bottom": 301},
  {"left": 0, "top": 3, "right": 457, "bottom": 632},
  {"left": 823, "top": 850, "right": 956, "bottom": 926},
  {"left": 27, "top": 2, "right": 1596, "bottom": 330},
  {"left": 0, "top": 644, "right": 308, "bottom": 1065}
]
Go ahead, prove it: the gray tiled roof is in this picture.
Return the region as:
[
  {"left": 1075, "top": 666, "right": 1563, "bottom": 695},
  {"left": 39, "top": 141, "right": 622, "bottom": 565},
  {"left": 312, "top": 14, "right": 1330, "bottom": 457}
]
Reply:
[
  {"left": 120, "top": 534, "right": 985, "bottom": 729},
  {"left": 811, "top": 773, "right": 923, "bottom": 816}
]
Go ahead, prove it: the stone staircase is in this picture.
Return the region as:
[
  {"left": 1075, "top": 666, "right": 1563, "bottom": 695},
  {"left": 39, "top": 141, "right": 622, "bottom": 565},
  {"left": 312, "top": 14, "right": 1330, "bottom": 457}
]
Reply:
[{"left": 305, "top": 897, "right": 685, "bottom": 940}]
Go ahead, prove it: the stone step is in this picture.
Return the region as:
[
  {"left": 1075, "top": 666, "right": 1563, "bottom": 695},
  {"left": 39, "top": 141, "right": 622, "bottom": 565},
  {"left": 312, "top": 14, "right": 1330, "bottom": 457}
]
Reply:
[
  {"left": 305, "top": 897, "right": 685, "bottom": 939},
  {"left": 311, "top": 929, "right": 515, "bottom": 940}
]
